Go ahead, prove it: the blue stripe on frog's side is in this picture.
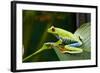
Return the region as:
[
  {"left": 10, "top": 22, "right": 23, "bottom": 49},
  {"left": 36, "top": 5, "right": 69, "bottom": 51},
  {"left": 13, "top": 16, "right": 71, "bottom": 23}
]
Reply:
[
  {"left": 69, "top": 43, "right": 81, "bottom": 47},
  {"left": 55, "top": 35, "right": 61, "bottom": 40}
]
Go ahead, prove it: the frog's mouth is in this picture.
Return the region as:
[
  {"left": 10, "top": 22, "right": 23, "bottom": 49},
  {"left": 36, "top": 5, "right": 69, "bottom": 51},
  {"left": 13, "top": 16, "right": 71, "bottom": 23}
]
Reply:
[{"left": 47, "top": 29, "right": 51, "bottom": 33}]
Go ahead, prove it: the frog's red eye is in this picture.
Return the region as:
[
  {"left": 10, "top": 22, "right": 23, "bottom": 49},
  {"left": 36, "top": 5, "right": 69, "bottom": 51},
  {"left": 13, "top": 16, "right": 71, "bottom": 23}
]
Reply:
[{"left": 52, "top": 27, "right": 55, "bottom": 32}]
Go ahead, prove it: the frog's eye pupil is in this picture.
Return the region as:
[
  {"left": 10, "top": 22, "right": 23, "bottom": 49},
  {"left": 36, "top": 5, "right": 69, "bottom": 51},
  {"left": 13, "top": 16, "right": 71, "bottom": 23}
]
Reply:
[{"left": 52, "top": 27, "right": 55, "bottom": 32}]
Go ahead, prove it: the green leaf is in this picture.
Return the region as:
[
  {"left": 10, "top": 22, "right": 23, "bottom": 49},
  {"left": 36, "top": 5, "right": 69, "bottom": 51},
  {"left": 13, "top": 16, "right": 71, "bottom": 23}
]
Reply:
[
  {"left": 23, "top": 43, "right": 59, "bottom": 62},
  {"left": 53, "top": 23, "right": 91, "bottom": 61},
  {"left": 75, "top": 23, "right": 91, "bottom": 52}
]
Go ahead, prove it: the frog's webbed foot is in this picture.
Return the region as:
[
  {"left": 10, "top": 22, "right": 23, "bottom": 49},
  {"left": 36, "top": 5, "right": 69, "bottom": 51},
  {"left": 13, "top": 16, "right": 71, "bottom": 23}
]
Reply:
[
  {"left": 59, "top": 48, "right": 71, "bottom": 54},
  {"left": 56, "top": 44, "right": 70, "bottom": 54}
]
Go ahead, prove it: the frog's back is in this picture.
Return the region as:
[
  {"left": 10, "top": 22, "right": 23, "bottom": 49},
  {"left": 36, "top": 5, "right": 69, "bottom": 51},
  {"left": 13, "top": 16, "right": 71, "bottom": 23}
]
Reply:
[{"left": 56, "top": 27, "right": 75, "bottom": 39}]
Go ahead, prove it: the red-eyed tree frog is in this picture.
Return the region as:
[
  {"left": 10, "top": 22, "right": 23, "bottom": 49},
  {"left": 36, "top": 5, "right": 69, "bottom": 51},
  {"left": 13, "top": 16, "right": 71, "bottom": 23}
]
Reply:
[{"left": 47, "top": 26, "right": 83, "bottom": 54}]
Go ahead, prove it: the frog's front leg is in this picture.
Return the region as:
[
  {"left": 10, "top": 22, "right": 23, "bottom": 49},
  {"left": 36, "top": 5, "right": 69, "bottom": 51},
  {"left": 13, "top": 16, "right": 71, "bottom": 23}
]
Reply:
[{"left": 45, "top": 39, "right": 62, "bottom": 46}]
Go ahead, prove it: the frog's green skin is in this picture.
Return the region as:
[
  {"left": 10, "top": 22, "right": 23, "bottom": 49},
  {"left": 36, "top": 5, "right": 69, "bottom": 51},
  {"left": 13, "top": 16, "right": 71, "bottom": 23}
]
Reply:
[
  {"left": 47, "top": 26, "right": 83, "bottom": 54},
  {"left": 23, "top": 26, "right": 83, "bottom": 62}
]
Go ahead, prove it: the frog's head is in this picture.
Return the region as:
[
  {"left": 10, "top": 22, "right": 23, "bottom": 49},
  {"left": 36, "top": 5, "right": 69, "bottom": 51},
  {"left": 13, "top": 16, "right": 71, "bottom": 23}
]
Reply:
[{"left": 47, "top": 26, "right": 57, "bottom": 35}]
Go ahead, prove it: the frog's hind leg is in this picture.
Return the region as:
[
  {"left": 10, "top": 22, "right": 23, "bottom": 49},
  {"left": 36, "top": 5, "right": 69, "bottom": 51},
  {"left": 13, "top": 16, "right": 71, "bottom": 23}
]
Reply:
[{"left": 61, "top": 45, "right": 83, "bottom": 54}]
